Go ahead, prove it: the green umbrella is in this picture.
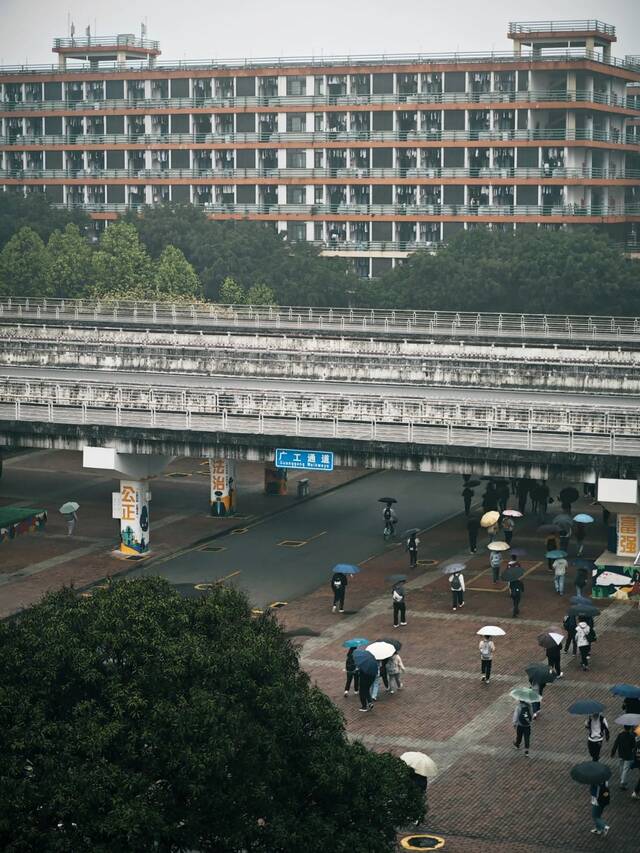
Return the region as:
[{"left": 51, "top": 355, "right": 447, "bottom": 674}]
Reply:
[{"left": 510, "top": 686, "right": 541, "bottom": 703}]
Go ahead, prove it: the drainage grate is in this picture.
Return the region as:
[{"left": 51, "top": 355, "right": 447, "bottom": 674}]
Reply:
[
  {"left": 278, "top": 539, "right": 306, "bottom": 548},
  {"left": 417, "top": 559, "right": 438, "bottom": 566},
  {"left": 200, "top": 545, "right": 226, "bottom": 553}
]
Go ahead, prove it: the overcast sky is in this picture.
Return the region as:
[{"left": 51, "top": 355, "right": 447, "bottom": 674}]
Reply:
[{"left": 1, "top": 0, "right": 638, "bottom": 66}]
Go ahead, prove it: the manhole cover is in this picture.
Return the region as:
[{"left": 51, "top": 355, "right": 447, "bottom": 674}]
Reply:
[
  {"left": 200, "top": 545, "right": 225, "bottom": 552},
  {"left": 231, "top": 527, "right": 249, "bottom": 535},
  {"left": 400, "top": 835, "right": 445, "bottom": 850},
  {"left": 167, "top": 472, "right": 191, "bottom": 478},
  {"left": 417, "top": 559, "right": 438, "bottom": 566},
  {"left": 278, "top": 539, "right": 305, "bottom": 548},
  {"left": 268, "top": 601, "right": 288, "bottom": 609},
  {"left": 194, "top": 582, "right": 218, "bottom": 591}
]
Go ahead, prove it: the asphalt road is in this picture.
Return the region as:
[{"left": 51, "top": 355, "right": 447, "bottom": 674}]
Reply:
[
  {"left": 126, "top": 469, "right": 466, "bottom": 609},
  {"left": 2, "top": 364, "right": 638, "bottom": 408}
]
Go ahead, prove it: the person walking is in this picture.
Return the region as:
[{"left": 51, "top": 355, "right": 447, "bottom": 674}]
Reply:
[
  {"left": 370, "top": 661, "right": 382, "bottom": 702},
  {"left": 590, "top": 780, "right": 611, "bottom": 835},
  {"left": 529, "top": 677, "right": 545, "bottom": 719},
  {"left": 479, "top": 635, "right": 494, "bottom": 684},
  {"left": 66, "top": 510, "right": 78, "bottom": 536},
  {"left": 559, "top": 523, "right": 571, "bottom": 554},
  {"left": 545, "top": 534, "right": 558, "bottom": 571},
  {"left": 576, "top": 619, "right": 592, "bottom": 671},
  {"left": 553, "top": 555, "right": 568, "bottom": 595},
  {"left": 516, "top": 479, "right": 529, "bottom": 514},
  {"left": 331, "top": 571, "right": 348, "bottom": 613},
  {"left": 486, "top": 522, "right": 499, "bottom": 544},
  {"left": 586, "top": 712, "right": 610, "bottom": 761},
  {"left": 450, "top": 571, "right": 465, "bottom": 611},
  {"left": 467, "top": 516, "right": 480, "bottom": 554},
  {"left": 575, "top": 565, "right": 589, "bottom": 597},
  {"left": 344, "top": 647, "right": 359, "bottom": 697},
  {"left": 392, "top": 582, "right": 407, "bottom": 627},
  {"left": 537, "top": 482, "right": 550, "bottom": 519},
  {"left": 358, "top": 670, "right": 374, "bottom": 712},
  {"left": 386, "top": 648, "right": 405, "bottom": 693},
  {"left": 509, "top": 576, "right": 524, "bottom": 617},
  {"left": 407, "top": 533, "right": 419, "bottom": 569},
  {"left": 513, "top": 700, "right": 533, "bottom": 755},
  {"left": 489, "top": 550, "right": 502, "bottom": 583},
  {"left": 563, "top": 612, "right": 577, "bottom": 655},
  {"left": 462, "top": 486, "right": 474, "bottom": 516},
  {"left": 546, "top": 641, "right": 563, "bottom": 678},
  {"left": 502, "top": 515, "right": 515, "bottom": 546},
  {"left": 611, "top": 725, "right": 637, "bottom": 789},
  {"left": 574, "top": 521, "right": 586, "bottom": 556},
  {"left": 497, "top": 480, "right": 510, "bottom": 513}
]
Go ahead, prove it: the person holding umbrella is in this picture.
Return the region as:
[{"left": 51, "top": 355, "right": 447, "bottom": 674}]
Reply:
[
  {"left": 590, "top": 778, "right": 611, "bottom": 835},
  {"left": 392, "top": 580, "right": 407, "bottom": 627},
  {"left": 331, "top": 570, "right": 348, "bottom": 613},
  {"left": 526, "top": 663, "right": 555, "bottom": 718},
  {"left": 342, "top": 640, "right": 367, "bottom": 697},
  {"left": 462, "top": 484, "right": 474, "bottom": 516},
  {"left": 586, "top": 711, "right": 610, "bottom": 761},
  {"left": 503, "top": 561, "right": 524, "bottom": 617},
  {"left": 511, "top": 687, "right": 538, "bottom": 756},
  {"left": 353, "top": 648, "right": 377, "bottom": 712},
  {"left": 489, "top": 548, "right": 503, "bottom": 583},
  {"left": 576, "top": 618, "right": 593, "bottom": 671},
  {"left": 59, "top": 501, "right": 79, "bottom": 536},
  {"left": 386, "top": 641, "right": 405, "bottom": 693},
  {"left": 400, "top": 752, "right": 438, "bottom": 820},
  {"left": 611, "top": 722, "right": 638, "bottom": 789},
  {"left": 574, "top": 561, "right": 591, "bottom": 597},
  {"left": 467, "top": 515, "right": 480, "bottom": 554},
  {"left": 450, "top": 571, "right": 465, "bottom": 611},
  {"left": 570, "top": 761, "right": 612, "bottom": 836},
  {"left": 476, "top": 626, "right": 505, "bottom": 684},
  {"left": 502, "top": 509, "right": 521, "bottom": 545},
  {"left": 405, "top": 530, "right": 420, "bottom": 569}
]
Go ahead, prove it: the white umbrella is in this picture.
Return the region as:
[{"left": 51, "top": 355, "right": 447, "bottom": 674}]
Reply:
[
  {"left": 400, "top": 751, "right": 439, "bottom": 778},
  {"left": 476, "top": 626, "right": 506, "bottom": 637},
  {"left": 487, "top": 541, "right": 510, "bottom": 551},
  {"left": 502, "top": 509, "right": 523, "bottom": 517},
  {"left": 59, "top": 501, "right": 79, "bottom": 514},
  {"left": 365, "top": 641, "right": 396, "bottom": 660},
  {"left": 615, "top": 714, "right": 640, "bottom": 726},
  {"left": 549, "top": 632, "right": 564, "bottom": 645}
]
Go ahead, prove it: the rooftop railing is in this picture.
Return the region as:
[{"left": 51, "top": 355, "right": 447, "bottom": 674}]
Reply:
[
  {"left": 53, "top": 36, "right": 160, "bottom": 51},
  {"left": 508, "top": 20, "right": 616, "bottom": 36}
]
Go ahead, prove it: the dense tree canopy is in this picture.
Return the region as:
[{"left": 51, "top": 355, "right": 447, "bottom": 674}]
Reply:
[
  {"left": 47, "top": 224, "right": 94, "bottom": 298},
  {"left": 0, "top": 226, "right": 52, "bottom": 297},
  {"left": 0, "top": 193, "right": 89, "bottom": 253},
  {"left": 0, "top": 578, "right": 422, "bottom": 852}
]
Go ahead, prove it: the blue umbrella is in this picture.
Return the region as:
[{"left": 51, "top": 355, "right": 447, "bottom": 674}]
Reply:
[
  {"left": 332, "top": 564, "right": 361, "bottom": 575},
  {"left": 570, "top": 595, "right": 592, "bottom": 606},
  {"left": 509, "top": 547, "right": 527, "bottom": 557},
  {"left": 573, "top": 513, "right": 595, "bottom": 524},
  {"left": 610, "top": 684, "right": 640, "bottom": 699},
  {"left": 342, "top": 638, "right": 369, "bottom": 649},
  {"left": 568, "top": 699, "right": 605, "bottom": 715},
  {"left": 353, "top": 649, "right": 378, "bottom": 678},
  {"left": 546, "top": 549, "right": 568, "bottom": 559},
  {"left": 573, "top": 558, "right": 596, "bottom": 570}
]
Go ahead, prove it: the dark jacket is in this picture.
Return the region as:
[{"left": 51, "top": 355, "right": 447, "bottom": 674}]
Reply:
[
  {"left": 623, "top": 697, "right": 640, "bottom": 714},
  {"left": 331, "top": 572, "right": 347, "bottom": 591},
  {"left": 611, "top": 730, "right": 637, "bottom": 761},
  {"left": 575, "top": 568, "right": 588, "bottom": 589},
  {"left": 509, "top": 579, "right": 524, "bottom": 598},
  {"left": 345, "top": 648, "right": 357, "bottom": 674}
]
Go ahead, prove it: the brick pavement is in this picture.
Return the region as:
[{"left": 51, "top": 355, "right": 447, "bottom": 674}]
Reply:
[{"left": 279, "top": 494, "right": 640, "bottom": 853}]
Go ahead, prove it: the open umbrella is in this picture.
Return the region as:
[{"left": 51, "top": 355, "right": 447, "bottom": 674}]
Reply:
[
  {"left": 510, "top": 687, "right": 541, "bottom": 703},
  {"left": 441, "top": 562, "right": 466, "bottom": 575},
  {"left": 545, "top": 549, "right": 567, "bottom": 559},
  {"left": 610, "top": 684, "right": 640, "bottom": 699},
  {"left": 502, "top": 509, "right": 523, "bottom": 518},
  {"left": 569, "top": 595, "right": 592, "bottom": 606},
  {"left": 573, "top": 557, "right": 596, "bottom": 570},
  {"left": 402, "top": 528, "right": 421, "bottom": 539},
  {"left": 380, "top": 638, "right": 402, "bottom": 651},
  {"left": 480, "top": 511, "right": 500, "bottom": 528},
  {"left": 465, "top": 479, "right": 481, "bottom": 488},
  {"left": 378, "top": 497, "right": 397, "bottom": 504},
  {"left": 537, "top": 632, "right": 563, "bottom": 649},
  {"left": 570, "top": 761, "right": 611, "bottom": 785},
  {"left": 552, "top": 514, "right": 572, "bottom": 528},
  {"left": 476, "top": 626, "right": 506, "bottom": 637},
  {"left": 525, "top": 663, "right": 556, "bottom": 685},
  {"left": 59, "top": 501, "right": 79, "bottom": 514},
  {"left": 332, "top": 564, "right": 361, "bottom": 575},
  {"left": 487, "top": 541, "right": 510, "bottom": 551},
  {"left": 568, "top": 699, "right": 605, "bottom": 715},
  {"left": 559, "top": 487, "right": 579, "bottom": 504},
  {"left": 567, "top": 604, "right": 599, "bottom": 618},
  {"left": 509, "top": 547, "right": 527, "bottom": 557},
  {"left": 615, "top": 714, "right": 640, "bottom": 726},
  {"left": 573, "top": 513, "right": 595, "bottom": 524},
  {"left": 342, "top": 638, "right": 369, "bottom": 649},
  {"left": 365, "top": 641, "right": 396, "bottom": 660},
  {"left": 400, "top": 752, "right": 438, "bottom": 779},
  {"left": 537, "top": 523, "right": 561, "bottom": 535},
  {"left": 386, "top": 574, "right": 408, "bottom": 584},
  {"left": 353, "top": 648, "right": 378, "bottom": 678},
  {"left": 501, "top": 566, "right": 524, "bottom": 582}
]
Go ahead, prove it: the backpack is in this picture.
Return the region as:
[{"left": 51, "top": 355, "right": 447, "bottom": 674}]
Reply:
[
  {"left": 587, "top": 626, "right": 597, "bottom": 643},
  {"left": 563, "top": 614, "right": 576, "bottom": 631},
  {"left": 518, "top": 705, "right": 532, "bottom": 727},
  {"left": 392, "top": 588, "right": 404, "bottom": 602},
  {"left": 450, "top": 575, "right": 461, "bottom": 591},
  {"left": 510, "top": 580, "right": 523, "bottom": 597}
]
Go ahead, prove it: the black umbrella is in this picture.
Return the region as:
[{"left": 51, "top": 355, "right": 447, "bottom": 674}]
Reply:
[
  {"left": 537, "top": 524, "right": 561, "bottom": 535},
  {"left": 569, "top": 699, "right": 605, "bottom": 715},
  {"left": 402, "top": 528, "right": 421, "bottom": 539},
  {"left": 560, "top": 487, "right": 580, "bottom": 504},
  {"left": 567, "top": 604, "right": 599, "bottom": 618},
  {"left": 537, "top": 632, "right": 562, "bottom": 650},
  {"left": 569, "top": 595, "right": 592, "bottom": 606},
  {"left": 465, "top": 479, "right": 481, "bottom": 488},
  {"left": 526, "top": 663, "right": 557, "bottom": 685},
  {"left": 386, "top": 574, "right": 408, "bottom": 584},
  {"left": 381, "top": 637, "right": 402, "bottom": 651},
  {"left": 570, "top": 761, "right": 611, "bottom": 785},
  {"left": 573, "top": 558, "right": 596, "bottom": 571},
  {"left": 501, "top": 566, "right": 524, "bottom": 582},
  {"left": 378, "top": 497, "right": 397, "bottom": 504}
]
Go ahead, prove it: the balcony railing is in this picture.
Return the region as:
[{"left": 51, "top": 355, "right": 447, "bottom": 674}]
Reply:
[
  {"left": 1, "top": 89, "right": 637, "bottom": 112},
  {"left": 3, "top": 166, "right": 639, "bottom": 182},
  {"left": 0, "top": 47, "right": 638, "bottom": 76},
  {"left": 508, "top": 20, "right": 616, "bottom": 36},
  {"left": 0, "top": 128, "right": 632, "bottom": 147},
  {"left": 53, "top": 36, "right": 160, "bottom": 50}
]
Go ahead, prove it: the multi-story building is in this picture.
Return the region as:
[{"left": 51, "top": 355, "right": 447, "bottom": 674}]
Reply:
[{"left": 1, "top": 20, "right": 639, "bottom": 276}]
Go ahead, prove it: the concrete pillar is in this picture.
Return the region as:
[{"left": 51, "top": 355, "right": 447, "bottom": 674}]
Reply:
[
  {"left": 209, "top": 458, "right": 237, "bottom": 516},
  {"left": 118, "top": 479, "right": 151, "bottom": 555},
  {"left": 264, "top": 464, "right": 288, "bottom": 495},
  {"left": 58, "top": 54, "right": 67, "bottom": 70}
]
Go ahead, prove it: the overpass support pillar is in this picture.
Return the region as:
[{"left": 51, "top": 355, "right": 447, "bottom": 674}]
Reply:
[
  {"left": 118, "top": 480, "right": 151, "bottom": 556},
  {"left": 209, "top": 458, "right": 237, "bottom": 516},
  {"left": 264, "top": 464, "right": 288, "bottom": 495}
]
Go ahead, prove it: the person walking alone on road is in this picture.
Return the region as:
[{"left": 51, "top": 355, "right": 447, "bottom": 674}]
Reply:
[
  {"left": 467, "top": 516, "right": 480, "bottom": 554},
  {"left": 546, "top": 535, "right": 558, "bottom": 571},
  {"left": 450, "top": 571, "right": 465, "bottom": 611},
  {"left": 462, "top": 485, "right": 474, "bottom": 516},
  {"left": 513, "top": 700, "right": 533, "bottom": 755},
  {"left": 497, "top": 481, "right": 510, "bottom": 513},
  {"left": 574, "top": 521, "right": 587, "bottom": 556},
  {"left": 611, "top": 725, "right": 637, "bottom": 789},
  {"left": 546, "top": 641, "right": 563, "bottom": 678},
  {"left": 392, "top": 582, "right": 407, "bottom": 627},
  {"left": 509, "top": 576, "right": 524, "bottom": 617},
  {"left": 490, "top": 550, "right": 502, "bottom": 584},
  {"left": 575, "top": 565, "right": 589, "bottom": 597},
  {"left": 590, "top": 780, "right": 611, "bottom": 835},
  {"left": 386, "top": 649, "right": 405, "bottom": 693},
  {"left": 407, "top": 533, "right": 419, "bottom": 569},
  {"left": 331, "top": 572, "right": 348, "bottom": 613},
  {"left": 563, "top": 612, "right": 577, "bottom": 655},
  {"left": 344, "top": 647, "right": 359, "bottom": 697},
  {"left": 502, "top": 515, "right": 515, "bottom": 546},
  {"left": 576, "top": 619, "right": 592, "bottom": 671},
  {"left": 553, "top": 555, "right": 568, "bottom": 595},
  {"left": 586, "top": 712, "right": 610, "bottom": 761},
  {"left": 479, "top": 636, "right": 495, "bottom": 684},
  {"left": 66, "top": 510, "right": 78, "bottom": 536}
]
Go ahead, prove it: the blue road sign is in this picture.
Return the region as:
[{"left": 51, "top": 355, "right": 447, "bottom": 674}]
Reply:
[{"left": 274, "top": 448, "right": 334, "bottom": 471}]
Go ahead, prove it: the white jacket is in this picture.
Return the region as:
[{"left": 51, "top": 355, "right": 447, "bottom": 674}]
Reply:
[{"left": 575, "top": 621, "right": 590, "bottom": 647}]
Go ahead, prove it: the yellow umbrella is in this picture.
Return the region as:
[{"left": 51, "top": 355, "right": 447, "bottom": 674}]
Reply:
[
  {"left": 480, "top": 511, "right": 500, "bottom": 528},
  {"left": 487, "top": 541, "right": 510, "bottom": 551}
]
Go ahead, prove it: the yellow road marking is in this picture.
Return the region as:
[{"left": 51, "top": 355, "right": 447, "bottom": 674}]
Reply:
[
  {"left": 467, "top": 560, "right": 542, "bottom": 593},
  {"left": 194, "top": 570, "right": 241, "bottom": 590}
]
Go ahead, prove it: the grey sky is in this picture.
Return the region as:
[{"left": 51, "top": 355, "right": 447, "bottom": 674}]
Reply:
[{"left": 1, "top": 0, "right": 638, "bottom": 66}]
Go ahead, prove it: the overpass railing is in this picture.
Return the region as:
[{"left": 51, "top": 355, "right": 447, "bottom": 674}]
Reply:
[
  {"left": 0, "top": 377, "right": 638, "bottom": 458},
  {"left": 1, "top": 297, "right": 640, "bottom": 345}
]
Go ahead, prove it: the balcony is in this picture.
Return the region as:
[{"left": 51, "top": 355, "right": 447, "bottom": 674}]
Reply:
[
  {"left": 53, "top": 36, "right": 161, "bottom": 51},
  {"left": 508, "top": 21, "right": 616, "bottom": 37}
]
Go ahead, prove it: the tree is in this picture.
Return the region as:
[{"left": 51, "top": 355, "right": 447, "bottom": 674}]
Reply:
[
  {"left": 153, "top": 245, "right": 203, "bottom": 302},
  {"left": 91, "top": 221, "right": 153, "bottom": 300},
  {"left": 246, "top": 282, "right": 276, "bottom": 306},
  {"left": 0, "top": 226, "right": 52, "bottom": 297},
  {"left": 0, "top": 192, "right": 90, "bottom": 253},
  {"left": 218, "top": 275, "right": 245, "bottom": 304},
  {"left": 0, "top": 579, "right": 422, "bottom": 852},
  {"left": 47, "top": 223, "right": 94, "bottom": 298}
]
